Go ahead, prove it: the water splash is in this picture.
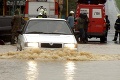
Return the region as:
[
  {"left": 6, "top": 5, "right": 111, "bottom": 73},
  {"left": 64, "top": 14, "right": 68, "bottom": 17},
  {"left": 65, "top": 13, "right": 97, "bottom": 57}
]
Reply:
[{"left": 0, "top": 48, "right": 120, "bottom": 61}]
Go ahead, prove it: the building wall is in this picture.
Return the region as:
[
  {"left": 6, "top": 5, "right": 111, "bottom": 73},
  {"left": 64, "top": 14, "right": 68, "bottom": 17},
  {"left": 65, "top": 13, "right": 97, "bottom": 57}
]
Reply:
[{"left": 0, "top": 0, "right": 25, "bottom": 16}]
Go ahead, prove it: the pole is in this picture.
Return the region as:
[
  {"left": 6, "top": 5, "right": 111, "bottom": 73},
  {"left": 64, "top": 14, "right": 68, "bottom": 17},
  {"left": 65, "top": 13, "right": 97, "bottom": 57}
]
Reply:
[
  {"left": 66, "top": 0, "right": 68, "bottom": 17},
  {"left": 3, "top": 0, "right": 6, "bottom": 16},
  {"left": 58, "top": 0, "right": 62, "bottom": 18},
  {"left": 58, "top": 0, "right": 61, "bottom": 18}
]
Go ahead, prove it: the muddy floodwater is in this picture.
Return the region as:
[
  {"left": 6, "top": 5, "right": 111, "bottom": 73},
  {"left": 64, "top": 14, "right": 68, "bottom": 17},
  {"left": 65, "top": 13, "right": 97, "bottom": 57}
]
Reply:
[
  {"left": 0, "top": 48, "right": 120, "bottom": 61},
  {"left": 0, "top": 46, "right": 120, "bottom": 80}
]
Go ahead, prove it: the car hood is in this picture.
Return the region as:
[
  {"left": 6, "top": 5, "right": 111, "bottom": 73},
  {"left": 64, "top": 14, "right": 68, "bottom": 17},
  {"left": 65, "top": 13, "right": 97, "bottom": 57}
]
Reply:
[{"left": 23, "top": 34, "right": 77, "bottom": 43}]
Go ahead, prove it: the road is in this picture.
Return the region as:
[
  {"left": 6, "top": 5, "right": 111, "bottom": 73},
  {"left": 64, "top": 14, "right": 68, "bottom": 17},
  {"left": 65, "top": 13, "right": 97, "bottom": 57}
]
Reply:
[{"left": 0, "top": 0, "right": 120, "bottom": 80}]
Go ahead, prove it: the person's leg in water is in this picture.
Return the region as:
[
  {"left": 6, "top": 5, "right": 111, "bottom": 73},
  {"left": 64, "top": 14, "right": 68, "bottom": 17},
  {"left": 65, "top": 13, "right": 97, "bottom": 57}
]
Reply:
[{"left": 11, "top": 32, "right": 16, "bottom": 44}]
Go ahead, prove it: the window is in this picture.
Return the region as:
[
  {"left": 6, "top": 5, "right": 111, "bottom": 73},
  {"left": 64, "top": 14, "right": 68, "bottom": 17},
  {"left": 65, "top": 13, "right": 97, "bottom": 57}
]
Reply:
[
  {"left": 92, "top": 9, "right": 102, "bottom": 18},
  {"left": 25, "top": 20, "right": 72, "bottom": 34}
]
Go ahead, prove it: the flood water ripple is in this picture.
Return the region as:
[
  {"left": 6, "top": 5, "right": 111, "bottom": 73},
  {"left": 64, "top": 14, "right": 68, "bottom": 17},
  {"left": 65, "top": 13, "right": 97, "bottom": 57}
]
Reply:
[{"left": 0, "top": 48, "right": 120, "bottom": 61}]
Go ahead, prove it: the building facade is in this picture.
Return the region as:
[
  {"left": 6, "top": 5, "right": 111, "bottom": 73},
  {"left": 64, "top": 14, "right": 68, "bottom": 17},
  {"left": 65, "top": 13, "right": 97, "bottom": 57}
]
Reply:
[{"left": 0, "top": 0, "right": 25, "bottom": 16}]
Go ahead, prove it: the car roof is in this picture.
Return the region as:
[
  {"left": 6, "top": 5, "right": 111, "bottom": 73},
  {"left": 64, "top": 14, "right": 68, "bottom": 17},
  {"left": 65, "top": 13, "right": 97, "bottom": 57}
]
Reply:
[{"left": 29, "top": 18, "right": 66, "bottom": 21}]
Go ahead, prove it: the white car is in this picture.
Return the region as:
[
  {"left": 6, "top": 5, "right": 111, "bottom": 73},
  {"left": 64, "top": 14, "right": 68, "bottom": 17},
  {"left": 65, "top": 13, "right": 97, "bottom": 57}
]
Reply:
[{"left": 17, "top": 18, "right": 78, "bottom": 51}]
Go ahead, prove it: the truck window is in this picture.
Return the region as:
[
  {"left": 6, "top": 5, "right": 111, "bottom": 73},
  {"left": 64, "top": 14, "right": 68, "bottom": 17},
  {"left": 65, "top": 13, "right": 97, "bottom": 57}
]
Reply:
[
  {"left": 80, "top": 8, "right": 89, "bottom": 17},
  {"left": 92, "top": 9, "right": 102, "bottom": 18}
]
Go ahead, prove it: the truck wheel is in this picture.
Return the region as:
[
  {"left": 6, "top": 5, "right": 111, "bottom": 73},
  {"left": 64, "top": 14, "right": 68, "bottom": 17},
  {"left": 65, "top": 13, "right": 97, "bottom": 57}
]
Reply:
[{"left": 100, "top": 36, "right": 106, "bottom": 43}]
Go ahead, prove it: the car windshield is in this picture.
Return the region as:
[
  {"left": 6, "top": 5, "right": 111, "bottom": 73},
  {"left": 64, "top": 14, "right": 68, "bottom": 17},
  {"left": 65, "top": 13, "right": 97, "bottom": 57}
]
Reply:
[{"left": 24, "top": 20, "right": 72, "bottom": 35}]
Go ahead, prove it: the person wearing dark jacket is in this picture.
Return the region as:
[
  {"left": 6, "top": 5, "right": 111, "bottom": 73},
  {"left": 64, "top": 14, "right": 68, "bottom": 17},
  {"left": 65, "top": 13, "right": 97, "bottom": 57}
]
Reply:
[
  {"left": 76, "top": 13, "right": 86, "bottom": 43},
  {"left": 83, "top": 13, "right": 89, "bottom": 43},
  {"left": 11, "top": 9, "right": 26, "bottom": 44},
  {"left": 105, "top": 15, "right": 110, "bottom": 41},
  {"left": 112, "top": 14, "right": 120, "bottom": 43}
]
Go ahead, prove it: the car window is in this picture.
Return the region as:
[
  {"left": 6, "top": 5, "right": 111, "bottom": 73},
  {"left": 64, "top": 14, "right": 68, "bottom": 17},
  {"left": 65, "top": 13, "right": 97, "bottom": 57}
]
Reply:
[{"left": 25, "top": 20, "right": 72, "bottom": 34}]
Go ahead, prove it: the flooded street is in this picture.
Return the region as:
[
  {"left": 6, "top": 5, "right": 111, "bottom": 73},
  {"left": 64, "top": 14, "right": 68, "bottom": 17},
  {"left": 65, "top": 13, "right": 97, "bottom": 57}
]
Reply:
[
  {"left": 0, "top": 0, "right": 120, "bottom": 80},
  {"left": 1, "top": 42, "right": 120, "bottom": 80},
  {"left": 0, "top": 59, "right": 120, "bottom": 80}
]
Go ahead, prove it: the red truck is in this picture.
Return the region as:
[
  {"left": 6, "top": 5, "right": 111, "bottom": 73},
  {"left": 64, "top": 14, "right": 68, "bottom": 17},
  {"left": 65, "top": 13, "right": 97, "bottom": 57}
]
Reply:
[
  {"left": 24, "top": 0, "right": 59, "bottom": 20},
  {"left": 74, "top": 0, "right": 107, "bottom": 42}
]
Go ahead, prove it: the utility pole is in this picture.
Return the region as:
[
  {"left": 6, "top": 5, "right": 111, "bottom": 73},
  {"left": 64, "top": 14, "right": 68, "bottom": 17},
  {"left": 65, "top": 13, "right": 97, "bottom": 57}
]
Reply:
[
  {"left": 58, "top": 0, "right": 61, "bottom": 18},
  {"left": 66, "top": 0, "right": 68, "bottom": 17},
  {"left": 58, "top": 0, "right": 63, "bottom": 18},
  {"left": 3, "top": 0, "right": 6, "bottom": 16}
]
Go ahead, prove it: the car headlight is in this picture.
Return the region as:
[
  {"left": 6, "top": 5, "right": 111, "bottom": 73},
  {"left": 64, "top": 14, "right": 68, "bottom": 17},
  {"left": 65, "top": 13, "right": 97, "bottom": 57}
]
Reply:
[
  {"left": 25, "top": 42, "right": 39, "bottom": 47},
  {"left": 64, "top": 43, "right": 77, "bottom": 49}
]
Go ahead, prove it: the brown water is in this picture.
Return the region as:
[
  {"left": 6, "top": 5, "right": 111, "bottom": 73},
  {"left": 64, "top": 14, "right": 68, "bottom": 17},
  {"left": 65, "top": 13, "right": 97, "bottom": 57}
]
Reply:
[{"left": 0, "top": 48, "right": 120, "bottom": 61}]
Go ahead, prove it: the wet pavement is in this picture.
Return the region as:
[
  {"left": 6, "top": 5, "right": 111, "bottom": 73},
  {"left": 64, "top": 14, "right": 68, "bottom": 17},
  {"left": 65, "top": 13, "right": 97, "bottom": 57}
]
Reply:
[
  {"left": 0, "top": 0, "right": 120, "bottom": 80},
  {"left": 0, "top": 59, "right": 120, "bottom": 80}
]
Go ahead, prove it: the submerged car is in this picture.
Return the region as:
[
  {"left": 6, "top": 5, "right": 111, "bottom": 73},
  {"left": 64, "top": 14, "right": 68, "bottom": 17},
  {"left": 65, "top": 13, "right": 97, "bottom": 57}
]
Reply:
[{"left": 17, "top": 18, "right": 78, "bottom": 51}]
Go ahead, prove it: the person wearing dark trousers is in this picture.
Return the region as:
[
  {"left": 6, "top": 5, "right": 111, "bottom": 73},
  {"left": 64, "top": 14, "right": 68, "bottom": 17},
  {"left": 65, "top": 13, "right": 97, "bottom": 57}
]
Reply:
[
  {"left": 112, "top": 14, "right": 120, "bottom": 42},
  {"left": 112, "top": 14, "right": 120, "bottom": 43},
  {"left": 76, "top": 13, "right": 86, "bottom": 43},
  {"left": 83, "top": 13, "right": 89, "bottom": 43},
  {"left": 11, "top": 9, "right": 26, "bottom": 44},
  {"left": 105, "top": 15, "right": 110, "bottom": 41}
]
